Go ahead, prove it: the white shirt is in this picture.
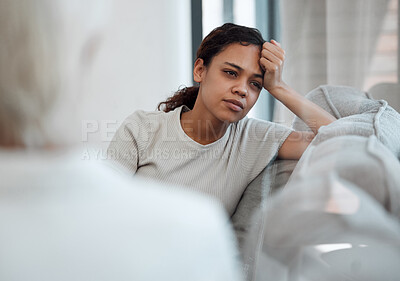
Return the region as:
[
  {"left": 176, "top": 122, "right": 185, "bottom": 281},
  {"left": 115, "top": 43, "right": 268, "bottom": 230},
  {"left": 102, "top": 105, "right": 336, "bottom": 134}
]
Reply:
[{"left": 0, "top": 148, "right": 242, "bottom": 281}]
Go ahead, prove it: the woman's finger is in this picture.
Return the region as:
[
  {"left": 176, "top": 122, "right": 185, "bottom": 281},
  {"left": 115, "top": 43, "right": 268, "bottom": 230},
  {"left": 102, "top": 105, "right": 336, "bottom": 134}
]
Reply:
[
  {"left": 262, "top": 41, "right": 285, "bottom": 60},
  {"left": 271, "top": 39, "right": 281, "bottom": 47},
  {"left": 260, "top": 57, "right": 279, "bottom": 73},
  {"left": 261, "top": 48, "right": 283, "bottom": 66}
]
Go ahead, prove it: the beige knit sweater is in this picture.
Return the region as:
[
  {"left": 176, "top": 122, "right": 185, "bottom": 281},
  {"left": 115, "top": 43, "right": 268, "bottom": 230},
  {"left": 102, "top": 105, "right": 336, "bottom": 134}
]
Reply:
[{"left": 107, "top": 106, "right": 292, "bottom": 215}]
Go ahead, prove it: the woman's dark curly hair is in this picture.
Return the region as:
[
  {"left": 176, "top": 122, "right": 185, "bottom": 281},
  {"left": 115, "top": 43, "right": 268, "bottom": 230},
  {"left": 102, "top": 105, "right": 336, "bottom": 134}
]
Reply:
[{"left": 158, "top": 23, "right": 266, "bottom": 112}]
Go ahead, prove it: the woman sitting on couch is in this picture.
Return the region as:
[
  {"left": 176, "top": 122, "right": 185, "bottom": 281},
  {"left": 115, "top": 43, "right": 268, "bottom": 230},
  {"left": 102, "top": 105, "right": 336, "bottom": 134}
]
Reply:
[{"left": 108, "top": 23, "right": 337, "bottom": 215}]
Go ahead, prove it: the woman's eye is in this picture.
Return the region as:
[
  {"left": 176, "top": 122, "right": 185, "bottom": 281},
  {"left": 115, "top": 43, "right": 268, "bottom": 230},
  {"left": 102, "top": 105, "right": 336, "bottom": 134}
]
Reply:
[
  {"left": 251, "top": 82, "right": 262, "bottom": 90},
  {"left": 224, "top": 70, "right": 237, "bottom": 77}
]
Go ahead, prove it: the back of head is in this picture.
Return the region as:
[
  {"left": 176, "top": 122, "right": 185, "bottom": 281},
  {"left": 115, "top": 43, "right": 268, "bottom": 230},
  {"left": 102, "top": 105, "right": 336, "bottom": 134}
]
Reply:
[
  {"left": 158, "top": 23, "right": 265, "bottom": 112},
  {"left": 0, "top": 0, "right": 109, "bottom": 148}
]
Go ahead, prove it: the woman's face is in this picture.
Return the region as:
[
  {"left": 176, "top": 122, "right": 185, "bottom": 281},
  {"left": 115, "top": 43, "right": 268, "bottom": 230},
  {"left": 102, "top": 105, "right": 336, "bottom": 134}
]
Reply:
[{"left": 194, "top": 43, "right": 263, "bottom": 124}]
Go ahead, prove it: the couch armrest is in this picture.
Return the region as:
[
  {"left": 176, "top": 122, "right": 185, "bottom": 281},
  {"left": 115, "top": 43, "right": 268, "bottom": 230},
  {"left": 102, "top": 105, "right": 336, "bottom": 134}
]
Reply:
[{"left": 231, "top": 160, "right": 298, "bottom": 259}]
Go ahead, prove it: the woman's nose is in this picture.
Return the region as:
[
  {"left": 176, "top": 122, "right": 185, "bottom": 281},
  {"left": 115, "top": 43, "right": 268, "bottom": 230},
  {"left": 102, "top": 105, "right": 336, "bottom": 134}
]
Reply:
[{"left": 232, "top": 82, "right": 248, "bottom": 97}]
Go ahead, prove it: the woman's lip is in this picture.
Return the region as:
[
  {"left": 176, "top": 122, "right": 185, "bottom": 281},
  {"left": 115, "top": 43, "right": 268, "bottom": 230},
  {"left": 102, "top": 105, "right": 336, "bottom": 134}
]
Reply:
[{"left": 223, "top": 99, "right": 244, "bottom": 112}]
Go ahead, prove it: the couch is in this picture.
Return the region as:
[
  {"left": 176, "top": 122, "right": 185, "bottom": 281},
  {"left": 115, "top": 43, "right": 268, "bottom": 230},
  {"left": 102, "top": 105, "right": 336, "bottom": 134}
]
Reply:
[{"left": 231, "top": 85, "right": 400, "bottom": 281}]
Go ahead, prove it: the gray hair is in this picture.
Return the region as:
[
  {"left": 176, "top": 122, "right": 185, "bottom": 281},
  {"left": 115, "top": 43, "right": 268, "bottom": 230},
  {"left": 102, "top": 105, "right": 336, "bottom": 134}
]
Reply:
[{"left": 0, "top": 0, "right": 108, "bottom": 147}]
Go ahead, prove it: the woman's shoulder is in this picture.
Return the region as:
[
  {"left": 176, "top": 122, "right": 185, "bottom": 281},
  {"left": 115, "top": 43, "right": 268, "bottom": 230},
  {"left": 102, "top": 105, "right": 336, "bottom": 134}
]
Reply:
[
  {"left": 232, "top": 116, "right": 293, "bottom": 140},
  {"left": 125, "top": 109, "right": 168, "bottom": 122},
  {"left": 235, "top": 116, "right": 280, "bottom": 130},
  {"left": 116, "top": 106, "right": 183, "bottom": 140},
  {"left": 124, "top": 106, "right": 182, "bottom": 124}
]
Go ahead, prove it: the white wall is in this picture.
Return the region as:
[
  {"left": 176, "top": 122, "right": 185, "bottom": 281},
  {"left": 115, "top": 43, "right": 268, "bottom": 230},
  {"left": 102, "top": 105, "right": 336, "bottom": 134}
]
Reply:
[{"left": 81, "top": 0, "right": 192, "bottom": 148}]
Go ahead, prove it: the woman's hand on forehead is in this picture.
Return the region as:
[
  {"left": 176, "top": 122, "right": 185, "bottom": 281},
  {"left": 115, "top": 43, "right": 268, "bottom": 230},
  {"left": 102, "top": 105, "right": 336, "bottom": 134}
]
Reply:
[{"left": 259, "top": 40, "right": 286, "bottom": 92}]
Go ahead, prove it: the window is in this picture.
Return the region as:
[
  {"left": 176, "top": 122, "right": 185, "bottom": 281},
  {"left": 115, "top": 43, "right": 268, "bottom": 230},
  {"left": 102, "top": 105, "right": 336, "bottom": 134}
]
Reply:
[{"left": 364, "top": 0, "right": 398, "bottom": 90}]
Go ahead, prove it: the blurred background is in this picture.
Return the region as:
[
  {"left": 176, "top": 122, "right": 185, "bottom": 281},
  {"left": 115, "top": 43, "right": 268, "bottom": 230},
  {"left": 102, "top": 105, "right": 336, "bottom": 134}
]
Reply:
[{"left": 82, "top": 0, "right": 398, "bottom": 149}]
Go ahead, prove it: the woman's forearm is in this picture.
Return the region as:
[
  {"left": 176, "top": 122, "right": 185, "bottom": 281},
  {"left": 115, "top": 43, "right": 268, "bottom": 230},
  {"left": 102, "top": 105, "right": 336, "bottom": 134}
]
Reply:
[
  {"left": 260, "top": 40, "right": 336, "bottom": 133},
  {"left": 269, "top": 83, "right": 337, "bottom": 134}
]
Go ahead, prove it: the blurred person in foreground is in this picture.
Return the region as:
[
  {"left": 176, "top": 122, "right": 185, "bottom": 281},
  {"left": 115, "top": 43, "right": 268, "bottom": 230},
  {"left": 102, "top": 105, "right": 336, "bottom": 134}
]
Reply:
[{"left": 0, "top": 1, "right": 242, "bottom": 280}]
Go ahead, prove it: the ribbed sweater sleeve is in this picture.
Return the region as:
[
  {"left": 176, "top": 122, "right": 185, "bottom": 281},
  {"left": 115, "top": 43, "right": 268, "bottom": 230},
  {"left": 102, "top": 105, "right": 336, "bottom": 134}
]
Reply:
[{"left": 107, "top": 111, "right": 151, "bottom": 174}]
